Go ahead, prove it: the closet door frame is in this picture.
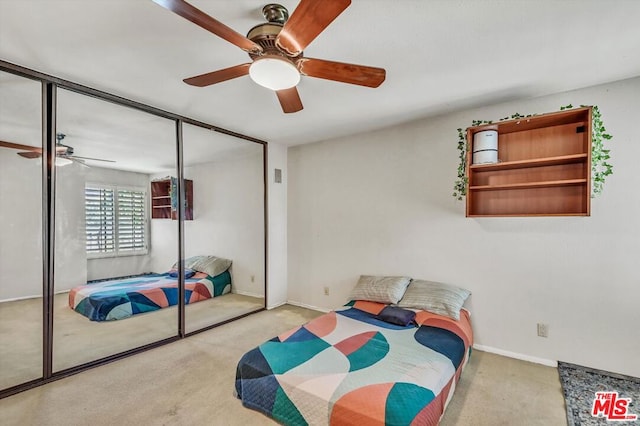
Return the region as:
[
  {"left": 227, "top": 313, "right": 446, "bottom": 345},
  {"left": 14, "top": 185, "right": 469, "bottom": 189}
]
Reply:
[{"left": 0, "top": 59, "right": 268, "bottom": 398}]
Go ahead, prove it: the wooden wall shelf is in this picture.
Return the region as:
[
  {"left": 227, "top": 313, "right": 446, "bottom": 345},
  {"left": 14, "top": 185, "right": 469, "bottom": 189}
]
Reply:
[
  {"left": 469, "top": 153, "right": 588, "bottom": 172},
  {"left": 151, "top": 177, "right": 193, "bottom": 220},
  {"left": 469, "top": 178, "right": 587, "bottom": 192},
  {"left": 466, "top": 107, "right": 592, "bottom": 217}
]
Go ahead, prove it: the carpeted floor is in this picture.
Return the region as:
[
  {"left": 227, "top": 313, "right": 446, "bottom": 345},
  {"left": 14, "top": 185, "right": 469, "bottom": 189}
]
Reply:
[
  {"left": 441, "top": 349, "right": 567, "bottom": 426},
  {"left": 558, "top": 361, "right": 640, "bottom": 425},
  {"left": 0, "top": 292, "right": 264, "bottom": 389},
  {"left": 0, "top": 304, "right": 568, "bottom": 426}
]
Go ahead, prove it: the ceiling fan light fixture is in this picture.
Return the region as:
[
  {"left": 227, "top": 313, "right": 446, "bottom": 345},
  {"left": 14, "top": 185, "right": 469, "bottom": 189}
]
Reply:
[
  {"left": 249, "top": 56, "right": 300, "bottom": 91},
  {"left": 55, "top": 157, "right": 73, "bottom": 167}
]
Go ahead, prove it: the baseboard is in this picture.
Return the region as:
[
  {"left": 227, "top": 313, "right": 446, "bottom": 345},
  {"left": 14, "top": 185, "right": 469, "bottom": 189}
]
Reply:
[
  {"left": 266, "top": 300, "right": 287, "bottom": 310},
  {"left": 285, "top": 300, "right": 331, "bottom": 313},
  {"left": 1, "top": 289, "right": 69, "bottom": 303},
  {"left": 473, "top": 344, "right": 557, "bottom": 367},
  {"left": 233, "top": 290, "right": 265, "bottom": 299},
  {"left": 0, "top": 294, "right": 40, "bottom": 303}
]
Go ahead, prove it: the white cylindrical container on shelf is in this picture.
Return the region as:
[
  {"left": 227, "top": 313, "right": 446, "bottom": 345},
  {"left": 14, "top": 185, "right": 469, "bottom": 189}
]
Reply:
[{"left": 472, "top": 130, "right": 498, "bottom": 164}]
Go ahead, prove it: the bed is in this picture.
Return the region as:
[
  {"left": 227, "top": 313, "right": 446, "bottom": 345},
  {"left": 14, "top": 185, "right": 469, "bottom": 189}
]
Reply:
[
  {"left": 235, "top": 276, "right": 473, "bottom": 425},
  {"left": 69, "top": 255, "right": 232, "bottom": 321}
]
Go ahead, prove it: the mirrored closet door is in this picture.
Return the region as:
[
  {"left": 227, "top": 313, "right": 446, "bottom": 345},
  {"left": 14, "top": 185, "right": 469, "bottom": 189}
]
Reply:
[
  {"left": 0, "top": 71, "right": 43, "bottom": 389},
  {"left": 182, "top": 123, "right": 265, "bottom": 333},
  {"left": 53, "top": 88, "right": 179, "bottom": 371},
  {"left": 0, "top": 60, "right": 267, "bottom": 395}
]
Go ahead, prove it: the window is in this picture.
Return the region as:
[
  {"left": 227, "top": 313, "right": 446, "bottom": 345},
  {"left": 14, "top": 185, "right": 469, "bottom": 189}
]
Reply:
[{"left": 85, "top": 184, "right": 147, "bottom": 257}]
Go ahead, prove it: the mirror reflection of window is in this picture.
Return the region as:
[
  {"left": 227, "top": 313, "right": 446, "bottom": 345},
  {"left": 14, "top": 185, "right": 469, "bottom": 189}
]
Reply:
[
  {"left": 53, "top": 88, "right": 178, "bottom": 372},
  {"left": 182, "top": 123, "right": 266, "bottom": 333},
  {"left": 0, "top": 71, "right": 43, "bottom": 389}
]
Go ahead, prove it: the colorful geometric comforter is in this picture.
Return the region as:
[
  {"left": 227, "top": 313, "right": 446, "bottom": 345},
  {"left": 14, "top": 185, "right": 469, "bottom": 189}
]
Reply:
[
  {"left": 68, "top": 270, "right": 231, "bottom": 321},
  {"left": 235, "top": 300, "right": 473, "bottom": 425}
]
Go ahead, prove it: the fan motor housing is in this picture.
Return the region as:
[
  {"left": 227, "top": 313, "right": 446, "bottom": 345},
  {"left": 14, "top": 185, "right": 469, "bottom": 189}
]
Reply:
[
  {"left": 247, "top": 23, "right": 282, "bottom": 52},
  {"left": 248, "top": 22, "right": 302, "bottom": 60},
  {"left": 247, "top": 4, "right": 301, "bottom": 61}
]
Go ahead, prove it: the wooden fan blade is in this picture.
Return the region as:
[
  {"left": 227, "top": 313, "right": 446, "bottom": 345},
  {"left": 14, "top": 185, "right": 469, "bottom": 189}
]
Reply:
[
  {"left": 297, "top": 57, "right": 385, "bottom": 88},
  {"left": 276, "top": 0, "right": 351, "bottom": 56},
  {"left": 276, "top": 87, "right": 303, "bottom": 113},
  {"left": 71, "top": 156, "right": 116, "bottom": 163},
  {"left": 17, "top": 151, "right": 42, "bottom": 159},
  {"left": 0, "top": 140, "right": 42, "bottom": 153},
  {"left": 152, "top": 0, "right": 262, "bottom": 54},
  {"left": 183, "top": 63, "right": 251, "bottom": 87}
]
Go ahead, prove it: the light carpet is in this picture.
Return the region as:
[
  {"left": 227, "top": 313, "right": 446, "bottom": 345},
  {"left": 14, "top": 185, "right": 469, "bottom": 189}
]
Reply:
[
  {"left": 0, "top": 292, "right": 263, "bottom": 389},
  {"left": 1, "top": 305, "right": 568, "bottom": 425}
]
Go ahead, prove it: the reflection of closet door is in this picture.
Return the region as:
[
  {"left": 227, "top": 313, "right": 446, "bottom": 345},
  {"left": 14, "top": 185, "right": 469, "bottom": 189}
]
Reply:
[
  {"left": 0, "top": 71, "right": 43, "bottom": 390},
  {"left": 182, "top": 123, "right": 266, "bottom": 334},
  {"left": 53, "top": 88, "right": 179, "bottom": 372}
]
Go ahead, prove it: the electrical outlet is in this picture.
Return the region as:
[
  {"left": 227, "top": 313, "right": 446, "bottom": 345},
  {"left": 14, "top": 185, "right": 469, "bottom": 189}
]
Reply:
[
  {"left": 537, "top": 323, "right": 549, "bottom": 338},
  {"left": 323, "top": 286, "right": 329, "bottom": 296}
]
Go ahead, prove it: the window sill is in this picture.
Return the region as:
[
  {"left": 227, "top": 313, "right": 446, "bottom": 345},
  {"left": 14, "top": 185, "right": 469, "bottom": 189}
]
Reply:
[{"left": 87, "top": 251, "right": 149, "bottom": 260}]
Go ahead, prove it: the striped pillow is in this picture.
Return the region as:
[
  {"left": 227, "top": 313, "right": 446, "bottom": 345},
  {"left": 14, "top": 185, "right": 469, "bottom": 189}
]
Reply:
[
  {"left": 191, "top": 256, "right": 232, "bottom": 277},
  {"left": 349, "top": 275, "right": 411, "bottom": 304},
  {"left": 173, "top": 256, "right": 232, "bottom": 277},
  {"left": 398, "top": 280, "right": 470, "bottom": 320}
]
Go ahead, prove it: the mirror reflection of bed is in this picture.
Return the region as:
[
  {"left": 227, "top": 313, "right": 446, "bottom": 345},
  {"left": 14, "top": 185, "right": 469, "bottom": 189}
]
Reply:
[{"left": 0, "top": 71, "right": 265, "bottom": 388}]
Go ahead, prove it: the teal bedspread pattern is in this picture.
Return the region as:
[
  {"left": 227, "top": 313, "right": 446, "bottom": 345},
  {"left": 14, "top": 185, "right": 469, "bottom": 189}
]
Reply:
[
  {"left": 235, "top": 301, "right": 473, "bottom": 425},
  {"left": 69, "top": 270, "right": 231, "bottom": 321}
]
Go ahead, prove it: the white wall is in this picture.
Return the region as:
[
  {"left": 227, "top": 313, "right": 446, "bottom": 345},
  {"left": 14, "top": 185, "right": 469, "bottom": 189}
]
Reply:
[
  {"left": 267, "top": 143, "right": 288, "bottom": 308},
  {"left": 0, "top": 154, "right": 91, "bottom": 299},
  {"left": 0, "top": 150, "right": 42, "bottom": 301},
  {"left": 55, "top": 165, "right": 154, "bottom": 288},
  {"left": 0, "top": 161, "right": 154, "bottom": 300},
  {"left": 54, "top": 163, "right": 87, "bottom": 293},
  {"left": 287, "top": 76, "right": 640, "bottom": 378},
  {"left": 150, "top": 152, "right": 265, "bottom": 297},
  {"left": 50, "top": 164, "right": 154, "bottom": 290}
]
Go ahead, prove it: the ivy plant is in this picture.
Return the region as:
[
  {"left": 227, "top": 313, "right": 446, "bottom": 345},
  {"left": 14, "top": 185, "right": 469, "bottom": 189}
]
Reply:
[
  {"left": 453, "top": 105, "right": 612, "bottom": 200},
  {"left": 453, "top": 119, "right": 494, "bottom": 200},
  {"left": 562, "top": 104, "right": 613, "bottom": 197}
]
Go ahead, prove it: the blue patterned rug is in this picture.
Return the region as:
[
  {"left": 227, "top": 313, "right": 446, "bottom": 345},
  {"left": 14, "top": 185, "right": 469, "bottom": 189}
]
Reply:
[{"left": 558, "top": 361, "right": 640, "bottom": 425}]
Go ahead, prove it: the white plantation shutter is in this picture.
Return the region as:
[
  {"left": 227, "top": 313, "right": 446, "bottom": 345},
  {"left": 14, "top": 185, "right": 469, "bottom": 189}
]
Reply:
[
  {"left": 85, "top": 185, "right": 147, "bottom": 257},
  {"left": 117, "top": 189, "right": 146, "bottom": 252},
  {"left": 85, "top": 187, "right": 115, "bottom": 254}
]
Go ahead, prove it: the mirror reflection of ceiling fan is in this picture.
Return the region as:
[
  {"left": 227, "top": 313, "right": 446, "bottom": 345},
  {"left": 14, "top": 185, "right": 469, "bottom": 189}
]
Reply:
[
  {"left": 0, "top": 133, "right": 116, "bottom": 167},
  {"left": 152, "top": 0, "right": 386, "bottom": 113}
]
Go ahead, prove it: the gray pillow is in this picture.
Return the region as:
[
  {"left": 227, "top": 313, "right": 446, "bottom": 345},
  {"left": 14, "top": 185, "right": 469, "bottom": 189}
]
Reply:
[
  {"left": 173, "top": 255, "right": 232, "bottom": 277},
  {"left": 349, "top": 275, "right": 411, "bottom": 304},
  {"left": 397, "top": 280, "right": 470, "bottom": 320}
]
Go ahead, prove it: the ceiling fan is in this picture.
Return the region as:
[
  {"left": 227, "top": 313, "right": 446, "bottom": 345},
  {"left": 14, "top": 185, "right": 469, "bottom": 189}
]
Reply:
[
  {"left": 0, "top": 133, "right": 116, "bottom": 166},
  {"left": 152, "top": 0, "right": 386, "bottom": 113}
]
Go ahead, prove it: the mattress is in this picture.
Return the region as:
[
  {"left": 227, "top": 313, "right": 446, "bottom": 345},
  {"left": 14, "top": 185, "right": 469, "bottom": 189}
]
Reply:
[
  {"left": 68, "top": 270, "right": 231, "bottom": 321},
  {"left": 235, "top": 300, "right": 473, "bottom": 425}
]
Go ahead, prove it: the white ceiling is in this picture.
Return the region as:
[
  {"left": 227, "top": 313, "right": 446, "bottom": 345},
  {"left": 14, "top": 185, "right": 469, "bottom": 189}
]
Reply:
[
  {"left": 0, "top": 70, "right": 262, "bottom": 173},
  {"left": 1, "top": 0, "right": 640, "bottom": 148}
]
